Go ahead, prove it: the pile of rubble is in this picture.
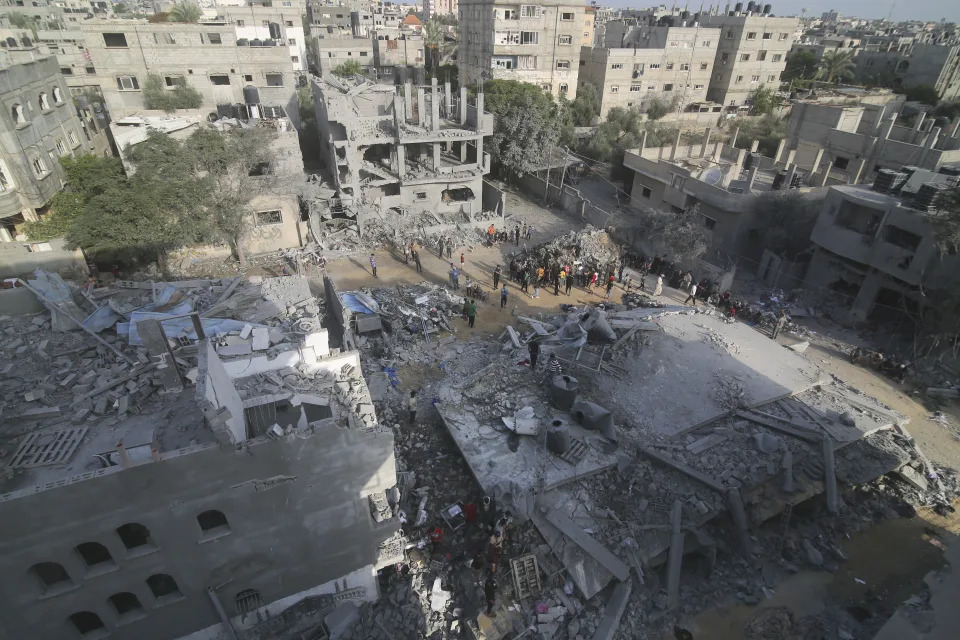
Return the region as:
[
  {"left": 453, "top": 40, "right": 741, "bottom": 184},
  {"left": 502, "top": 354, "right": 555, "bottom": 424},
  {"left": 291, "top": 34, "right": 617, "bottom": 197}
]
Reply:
[{"left": 507, "top": 227, "right": 621, "bottom": 280}]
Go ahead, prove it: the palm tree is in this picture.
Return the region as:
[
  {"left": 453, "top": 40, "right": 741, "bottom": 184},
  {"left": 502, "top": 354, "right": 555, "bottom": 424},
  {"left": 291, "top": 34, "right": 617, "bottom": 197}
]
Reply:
[
  {"left": 818, "top": 50, "right": 856, "bottom": 84},
  {"left": 168, "top": 1, "right": 202, "bottom": 24},
  {"left": 422, "top": 19, "right": 446, "bottom": 72}
]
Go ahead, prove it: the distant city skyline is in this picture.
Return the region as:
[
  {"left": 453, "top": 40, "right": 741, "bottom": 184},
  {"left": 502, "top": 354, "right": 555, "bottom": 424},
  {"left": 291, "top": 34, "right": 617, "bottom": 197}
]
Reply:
[{"left": 599, "top": 1, "right": 960, "bottom": 24}]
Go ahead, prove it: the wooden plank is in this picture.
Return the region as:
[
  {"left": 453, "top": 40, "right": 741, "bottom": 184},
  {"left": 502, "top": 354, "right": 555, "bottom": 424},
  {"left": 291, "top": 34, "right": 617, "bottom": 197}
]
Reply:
[
  {"left": 542, "top": 508, "right": 630, "bottom": 581},
  {"left": 735, "top": 410, "right": 820, "bottom": 443},
  {"left": 637, "top": 446, "right": 727, "bottom": 493}
]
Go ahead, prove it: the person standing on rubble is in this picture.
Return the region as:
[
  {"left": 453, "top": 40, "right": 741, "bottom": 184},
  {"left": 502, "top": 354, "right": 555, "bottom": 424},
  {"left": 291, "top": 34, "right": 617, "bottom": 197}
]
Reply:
[
  {"left": 520, "top": 268, "right": 530, "bottom": 294},
  {"left": 369, "top": 253, "right": 377, "bottom": 277},
  {"left": 565, "top": 270, "right": 573, "bottom": 295},
  {"left": 460, "top": 252, "right": 466, "bottom": 271},
  {"left": 438, "top": 236, "right": 445, "bottom": 259},
  {"left": 446, "top": 240, "right": 452, "bottom": 259},
  {"left": 500, "top": 284, "right": 509, "bottom": 309},
  {"left": 402, "top": 241, "right": 409, "bottom": 265},
  {"left": 684, "top": 282, "right": 698, "bottom": 306},
  {"left": 484, "top": 573, "right": 498, "bottom": 617},
  {"left": 556, "top": 269, "right": 564, "bottom": 295},
  {"left": 528, "top": 337, "right": 541, "bottom": 370},
  {"left": 408, "top": 390, "right": 418, "bottom": 424},
  {"left": 493, "top": 265, "right": 502, "bottom": 290},
  {"left": 414, "top": 247, "right": 423, "bottom": 273},
  {"left": 521, "top": 223, "right": 527, "bottom": 240},
  {"left": 654, "top": 274, "right": 664, "bottom": 297},
  {"left": 605, "top": 274, "right": 615, "bottom": 299},
  {"left": 467, "top": 299, "right": 477, "bottom": 328},
  {"left": 590, "top": 271, "right": 599, "bottom": 290},
  {"left": 618, "top": 261, "right": 625, "bottom": 283},
  {"left": 488, "top": 224, "right": 495, "bottom": 245},
  {"left": 772, "top": 308, "right": 788, "bottom": 340},
  {"left": 448, "top": 262, "right": 455, "bottom": 286}
]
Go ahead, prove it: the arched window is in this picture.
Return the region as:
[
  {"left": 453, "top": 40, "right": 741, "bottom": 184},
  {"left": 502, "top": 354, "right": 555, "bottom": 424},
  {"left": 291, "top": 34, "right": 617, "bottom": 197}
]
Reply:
[
  {"left": 109, "top": 591, "right": 143, "bottom": 616},
  {"left": 39, "top": 92, "right": 50, "bottom": 110},
  {"left": 235, "top": 588, "right": 262, "bottom": 619},
  {"left": 75, "top": 542, "right": 114, "bottom": 569},
  {"left": 68, "top": 611, "right": 105, "bottom": 637},
  {"left": 115, "top": 522, "right": 155, "bottom": 552},
  {"left": 11, "top": 103, "right": 25, "bottom": 124},
  {"left": 197, "top": 509, "right": 230, "bottom": 536},
  {"left": 146, "top": 573, "right": 182, "bottom": 601},
  {"left": 53, "top": 86, "right": 64, "bottom": 104},
  {"left": 29, "top": 562, "right": 72, "bottom": 593}
]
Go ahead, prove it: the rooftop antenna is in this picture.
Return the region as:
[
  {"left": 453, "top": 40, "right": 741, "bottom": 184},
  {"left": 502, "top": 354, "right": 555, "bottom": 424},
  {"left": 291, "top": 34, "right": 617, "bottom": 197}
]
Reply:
[{"left": 887, "top": 2, "right": 895, "bottom": 21}]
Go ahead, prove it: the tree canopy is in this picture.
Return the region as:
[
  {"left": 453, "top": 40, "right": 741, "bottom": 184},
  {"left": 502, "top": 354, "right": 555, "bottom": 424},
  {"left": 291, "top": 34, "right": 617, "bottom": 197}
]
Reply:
[
  {"left": 569, "top": 83, "right": 601, "bottom": 126},
  {"left": 332, "top": 60, "right": 364, "bottom": 77},
  {"left": 904, "top": 84, "right": 940, "bottom": 106},
  {"left": 730, "top": 113, "right": 786, "bottom": 157},
  {"left": 423, "top": 19, "right": 458, "bottom": 73},
  {"left": 142, "top": 73, "right": 203, "bottom": 112},
  {"left": 783, "top": 50, "right": 817, "bottom": 82},
  {"left": 168, "top": 1, "right": 201, "bottom": 23},
  {"left": 585, "top": 107, "right": 678, "bottom": 181},
  {"left": 748, "top": 84, "right": 779, "bottom": 116},
  {"left": 817, "top": 50, "right": 856, "bottom": 84}
]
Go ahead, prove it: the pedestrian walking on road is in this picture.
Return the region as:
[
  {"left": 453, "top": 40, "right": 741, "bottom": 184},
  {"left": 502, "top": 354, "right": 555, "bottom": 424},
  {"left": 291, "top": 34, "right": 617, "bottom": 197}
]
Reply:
[
  {"left": 408, "top": 390, "right": 418, "bottom": 425},
  {"left": 514, "top": 225, "right": 520, "bottom": 246},
  {"left": 605, "top": 275, "right": 615, "bottom": 299},
  {"left": 500, "top": 285, "right": 509, "bottom": 309},
  {"left": 438, "top": 237, "right": 445, "bottom": 259},
  {"left": 493, "top": 265, "right": 502, "bottom": 290},
  {"left": 414, "top": 249, "right": 423, "bottom": 273},
  {"left": 403, "top": 241, "right": 409, "bottom": 264},
  {"left": 452, "top": 267, "right": 461, "bottom": 290},
  {"left": 460, "top": 252, "right": 465, "bottom": 270},
  {"left": 467, "top": 299, "right": 477, "bottom": 328},
  {"left": 684, "top": 283, "right": 698, "bottom": 306},
  {"left": 446, "top": 241, "right": 452, "bottom": 259},
  {"left": 528, "top": 338, "right": 540, "bottom": 370},
  {"left": 654, "top": 275, "right": 663, "bottom": 296},
  {"left": 369, "top": 253, "right": 377, "bottom": 277},
  {"left": 565, "top": 272, "right": 573, "bottom": 295},
  {"left": 772, "top": 308, "right": 788, "bottom": 340}
]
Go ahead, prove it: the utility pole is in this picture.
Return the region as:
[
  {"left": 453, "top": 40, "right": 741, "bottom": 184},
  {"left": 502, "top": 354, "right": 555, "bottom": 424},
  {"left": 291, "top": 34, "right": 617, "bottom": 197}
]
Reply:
[{"left": 543, "top": 146, "right": 553, "bottom": 204}]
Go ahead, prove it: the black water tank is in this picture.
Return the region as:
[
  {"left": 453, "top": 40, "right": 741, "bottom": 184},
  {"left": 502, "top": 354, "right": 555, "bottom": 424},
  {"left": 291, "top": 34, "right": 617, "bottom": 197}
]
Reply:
[
  {"left": 747, "top": 2, "right": 756, "bottom": 12},
  {"left": 744, "top": 152, "right": 761, "bottom": 171},
  {"left": 763, "top": 4, "right": 772, "bottom": 13},
  {"left": 21, "top": 36, "right": 32, "bottom": 47},
  {"left": 772, "top": 170, "right": 787, "bottom": 190},
  {"left": 735, "top": 2, "right": 743, "bottom": 12},
  {"left": 237, "top": 38, "right": 249, "bottom": 46},
  {"left": 250, "top": 38, "right": 262, "bottom": 47},
  {"left": 243, "top": 85, "right": 260, "bottom": 105},
  {"left": 913, "top": 183, "right": 945, "bottom": 210},
  {"left": 269, "top": 22, "right": 281, "bottom": 40},
  {"left": 873, "top": 168, "right": 905, "bottom": 193}
]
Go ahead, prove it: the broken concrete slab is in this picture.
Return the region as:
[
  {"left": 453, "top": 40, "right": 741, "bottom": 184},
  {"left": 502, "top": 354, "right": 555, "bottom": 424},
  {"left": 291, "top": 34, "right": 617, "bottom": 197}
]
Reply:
[
  {"left": 895, "top": 465, "right": 929, "bottom": 492},
  {"left": 686, "top": 433, "right": 728, "bottom": 454},
  {"left": 251, "top": 327, "right": 270, "bottom": 351},
  {"left": 591, "top": 580, "right": 633, "bottom": 640},
  {"left": 637, "top": 446, "right": 726, "bottom": 493},
  {"left": 541, "top": 506, "right": 629, "bottom": 581}
]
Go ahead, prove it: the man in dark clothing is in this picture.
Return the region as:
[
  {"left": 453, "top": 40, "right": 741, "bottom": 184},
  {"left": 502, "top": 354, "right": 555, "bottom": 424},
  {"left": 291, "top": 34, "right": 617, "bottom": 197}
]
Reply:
[
  {"left": 413, "top": 249, "right": 423, "bottom": 273},
  {"left": 438, "top": 237, "right": 444, "bottom": 258},
  {"left": 484, "top": 573, "right": 497, "bottom": 616},
  {"left": 565, "top": 272, "right": 573, "bottom": 295},
  {"left": 500, "top": 285, "right": 509, "bottom": 309},
  {"left": 772, "top": 308, "right": 788, "bottom": 340},
  {"left": 467, "top": 299, "right": 477, "bottom": 328},
  {"left": 618, "top": 262, "right": 625, "bottom": 283},
  {"left": 514, "top": 225, "right": 520, "bottom": 246},
  {"left": 553, "top": 271, "right": 561, "bottom": 296},
  {"left": 528, "top": 338, "right": 540, "bottom": 370},
  {"left": 493, "top": 265, "right": 502, "bottom": 290}
]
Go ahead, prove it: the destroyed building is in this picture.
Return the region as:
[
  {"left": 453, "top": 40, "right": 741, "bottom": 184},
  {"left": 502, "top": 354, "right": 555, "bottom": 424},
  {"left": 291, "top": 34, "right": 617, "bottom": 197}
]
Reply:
[
  {"left": 310, "top": 74, "right": 495, "bottom": 240},
  {"left": 0, "top": 274, "right": 400, "bottom": 640}
]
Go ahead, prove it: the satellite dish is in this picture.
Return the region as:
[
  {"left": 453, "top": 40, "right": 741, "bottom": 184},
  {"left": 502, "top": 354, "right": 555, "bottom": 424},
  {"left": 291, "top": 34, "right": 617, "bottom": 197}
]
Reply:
[{"left": 701, "top": 167, "right": 724, "bottom": 185}]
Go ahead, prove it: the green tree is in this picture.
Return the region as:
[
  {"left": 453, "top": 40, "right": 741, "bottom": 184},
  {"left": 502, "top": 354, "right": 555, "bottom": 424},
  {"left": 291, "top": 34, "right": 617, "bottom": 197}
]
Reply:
[
  {"left": 817, "top": 50, "right": 856, "bottom": 84},
  {"left": 113, "top": 2, "right": 128, "bottom": 12},
  {"left": 904, "top": 84, "right": 940, "bottom": 106},
  {"left": 783, "top": 50, "right": 817, "bottom": 81},
  {"left": 932, "top": 186, "right": 960, "bottom": 254},
  {"left": 332, "top": 60, "right": 364, "bottom": 77},
  {"left": 423, "top": 19, "right": 446, "bottom": 72},
  {"left": 748, "top": 84, "right": 779, "bottom": 116},
  {"left": 482, "top": 80, "right": 567, "bottom": 179},
  {"left": 570, "top": 83, "right": 601, "bottom": 126},
  {"left": 730, "top": 113, "right": 786, "bottom": 157},
  {"left": 933, "top": 100, "right": 960, "bottom": 119},
  {"left": 168, "top": 1, "right": 201, "bottom": 23},
  {"left": 585, "top": 107, "right": 677, "bottom": 173},
  {"left": 142, "top": 73, "right": 203, "bottom": 112},
  {"left": 644, "top": 96, "right": 671, "bottom": 120}
]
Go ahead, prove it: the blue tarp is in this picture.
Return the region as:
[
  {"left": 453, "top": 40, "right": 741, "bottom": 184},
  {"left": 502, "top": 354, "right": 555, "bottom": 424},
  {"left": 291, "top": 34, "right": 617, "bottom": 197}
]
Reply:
[
  {"left": 342, "top": 293, "right": 376, "bottom": 314},
  {"left": 118, "top": 312, "right": 264, "bottom": 346}
]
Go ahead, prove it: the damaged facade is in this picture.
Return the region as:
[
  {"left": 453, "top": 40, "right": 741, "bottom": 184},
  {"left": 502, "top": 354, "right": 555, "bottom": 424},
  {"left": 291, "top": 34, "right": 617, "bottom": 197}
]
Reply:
[
  {"left": 0, "top": 274, "right": 400, "bottom": 640},
  {"left": 310, "top": 74, "right": 495, "bottom": 242}
]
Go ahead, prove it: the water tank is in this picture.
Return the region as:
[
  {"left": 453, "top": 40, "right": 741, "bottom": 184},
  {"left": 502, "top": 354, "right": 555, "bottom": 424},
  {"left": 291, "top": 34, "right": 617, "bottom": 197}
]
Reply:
[
  {"left": 237, "top": 38, "right": 249, "bottom": 46},
  {"left": 872, "top": 168, "right": 906, "bottom": 193},
  {"left": 21, "top": 36, "right": 32, "bottom": 47},
  {"left": 913, "top": 183, "right": 946, "bottom": 211},
  {"left": 744, "top": 152, "right": 761, "bottom": 171},
  {"left": 243, "top": 85, "right": 260, "bottom": 105},
  {"left": 546, "top": 421, "right": 571, "bottom": 455},
  {"left": 763, "top": 3, "right": 772, "bottom": 13},
  {"left": 772, "top": 169, "right": 788, "bottom": 190},
  {"left": 250, "top": 38, "right": 262, "bottom": 47},
  {"left": 747, "top": 2, "right": 756, "bottom": 12},
  {"left": 548, "top": 375, "right": 579, "bottom": 411},
  {"left": 268, "top": 22, "right": 281, "bottom": 40},
  {"left": 263, "top": 39, "right": 276, "bottom": 47},
  {"left": 735, "top": 2, "right": 744, "bottom": 13}
]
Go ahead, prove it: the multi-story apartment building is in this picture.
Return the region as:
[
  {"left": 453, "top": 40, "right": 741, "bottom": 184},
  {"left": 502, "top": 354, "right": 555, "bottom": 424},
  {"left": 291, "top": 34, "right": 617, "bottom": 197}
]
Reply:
[
  {"left": 578, "top": 25, "right": 720, "bottom": 118},
  {"left": 458, "top": 0, "right": 586, "bottom": 99},
  {"left": 77, "top": 20, "right": 297, "bottom": 118},
  {"left": 855, "top": 43, "right": 960, "bottom": 101},
  {"left": 425, "top": 0, "right": 458, "bottom": 20},
  {"left": 0, "top": 49, "right": 104, "bottom": 241},
  {"left": 701, "top": 11, "right": 797, "bottom": 109},
  {"left": 373, "top": 29, "right": 425, "bottom": 79},
  {"left": 582, "top": 5, "right": 595, "bottom": 45},
  {"left": 805, "top": 172, "right": 960, "bottom": 322},
  {"left": 308, "top": 33, "right": 375, "bottom": 77},
  {"left": 216, "top": 4, "right": 308, "bottom": 73}
]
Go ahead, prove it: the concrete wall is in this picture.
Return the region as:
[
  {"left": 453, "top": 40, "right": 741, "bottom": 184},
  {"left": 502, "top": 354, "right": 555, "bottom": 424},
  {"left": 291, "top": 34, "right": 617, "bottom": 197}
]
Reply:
[
  {"left": 0, "top": 237, "right": 88, "bottom": 279},
  {"left": 198, "top": 340, "right": 247, "bottom": 443}
]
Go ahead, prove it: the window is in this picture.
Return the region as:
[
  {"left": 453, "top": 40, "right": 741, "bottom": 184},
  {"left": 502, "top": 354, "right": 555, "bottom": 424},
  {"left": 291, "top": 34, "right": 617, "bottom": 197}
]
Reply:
[
  {"left": 198, "top": 509, "right": 231, "bottom": 536},
  {"left": 559, "top": 83, "right": 568, "bottom": 94},
  {"left": 779, "top": 33, "right": 789, "bottom": 40},
  {"left": 103, "top": 32, "right": 127, "bottom": 47},
  {"left": 291, "top": 56, "right": 299, "bottom": 63},
  {"left": 561, "top": 11, "right": 574, "bottom": 20},
  {"left": 11, "top": 103, "right": 25, "bottom": 124},
  {"left": 720, "top": 53, "right": 729, "bottom": 63},
  {"left": 67, "top": 130, "right": 79, "bottom": 147},
  {"left": 700, "top": 62, "right": 709, "bottom": 70},
  {"left": 285, "top": 20, "right": 294, "bottom": 27},
  {"left": 235, "top": 589, "right": 262, "bottom": 619},
  {"left": 641, "top": 186, "right": 652, "bottom": 198},
  {"left": 556, "top": 60, "right": 570, "bottom": 69},
  {"left": 207, "top": 33, "right": 223, "bottom": 44},
  {"left": 703, "top": 216, "right": 717, "bottom": 230},
  {"left": 630, "top": 84, "right": 642, "bottom": 92},
  {"left": 694, "top": 84, "right": 704, "bottom": 89},
  {"left": 503, "top": 9, "right": 518, "bottom": 18},
  {"left": 85, "top": 65, "right": 96, "bottom": 74},
  {"left": 244, "top": 74, "right": 254, "bottom": 82},
  {"left": 116, "top": 75, "right": 139, "bottom": 91},
  {"left": 558, "top": 35, "right": 572, "bottom": 45},
  {"left": 763, "top": 32, "right": 773, "bottom": 40},
  {"left": 680, "top": 63, "right": 690, "bottom": 71},
  {"left": 30, "top": 562, "right": 72, "bottom": 593},
  {"left": 116, "top": 522, "right": 154, "bottom": 552},
  {"left": 751, "top": 75, "right": 760, "bottom": 82},
  {"left": 236, "top": 19, "right": 244, "bottom": 26},
  {"left": 833, "top": 156, "right": 850, "bottom": 170},
  {"left": 61, "top": 66, "right": 73, "bottom": 75},
  {"left": 32, "top": 158, "right": 47, "bottom": 176},
  {"left": 648, "top": 63, "right": 661, "bottom": 69},
  {"left": 735, "top": 75, "right": 744, "bottom": 83},
  {"left": 289, "top": 38, "right": 296, "bottom": 45},
  {"left": 725, "top": 30, "right": 734, "bottom": 39},
  {"left": 671, "top": 174, "right": 685, "bottom": 189},
  {"left": 701, "top": 40, "right": 711, "bottom": 47},
  {"left": 663, "top": 83, "right": 674, "bottom": 91},
  {"left": 154, "top": 33, "right": 175, "bottom": 45},
  {"left": 109, "top": 592, "right": 144, "bottom": 618},
  {"left": 520, "top": 31, "right": 538, "bottom": 45},
  {"left": 53, "top": 86, "right": 63, "bottom": 103},
  {"left": 146, "top": 574, "right": 182, "bottom": 602},
  {"left": 415, "top": 191, "right": 428, "bottom": 200},
  {"left": 768, "top": 75, "right": 777, "bottom": 82},
  {"left": 747, "top": 32, "right": 757, "bottom": 40},
  {"left": 740, "top": 53, "right": 750, "bottom": 61},
  {"left": 520, "top": 5, "right": 542, "bottom": 18},
  {"left": 210, "top": 75, "right": 230, "bottom": 85},
  {"left": 611, "top": 63, "right": 623, "bottom": 70},
  {"left": 772, "top": 54, "right": 783, "bottom": 62},
  {"left": 757, "top": 50, "right": 767, "bottom": 61},
  {"left": 665, "top": 62, "right": 674, "bottom": 70},
  {"left": 492, "top": 58, "right": 513, "bottom": 69},
  {"left": 69, "top": 611, "right": 105, "bottom": 637},
  {"left": 647, "top": 85, "right": 656, "bottom": 91},
  {"left": 610, "top": 85, "right": 619, "bottom": 93},
  {"left": 265, "top": 73, "right": 283, "bottom": 86}
]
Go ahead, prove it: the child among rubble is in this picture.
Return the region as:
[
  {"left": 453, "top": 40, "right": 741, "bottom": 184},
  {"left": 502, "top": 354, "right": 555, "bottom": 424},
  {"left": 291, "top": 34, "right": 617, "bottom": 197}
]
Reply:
[
  {"left": 408, "top": 390, "right": 417, "bottom": 425},
  {"left": 369, "top": 253, "right": 377, "bottom": 277}
]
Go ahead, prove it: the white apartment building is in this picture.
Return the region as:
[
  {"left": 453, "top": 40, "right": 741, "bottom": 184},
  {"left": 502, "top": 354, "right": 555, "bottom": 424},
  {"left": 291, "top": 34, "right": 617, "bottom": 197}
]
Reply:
[
  {"left": 425, "top": 0, "right": 458, "bottom": 20},
  {"left": 578, "top": 25, "right": 720, "bottom": 117},
  {"left": 458, "top": 0, "right": 586, "bottom": 99}
]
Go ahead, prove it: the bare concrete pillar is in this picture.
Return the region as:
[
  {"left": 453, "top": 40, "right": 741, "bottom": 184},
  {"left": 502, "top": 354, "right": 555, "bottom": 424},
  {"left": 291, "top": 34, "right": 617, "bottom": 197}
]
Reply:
[
  {"left": 639, "top": 130, "right": 648, "bottom": 156},
  {"left": 810, "top": 147, "right": 824, "bottom": 174},
  {"left": 475, "top": 91, "right": 485, "bottom": 131},
  {"left": 431, "top": 77, "right": 440, "bottom": 132},
  {"left": 784, "top": 163, "right": 798, "bottom": 190},
  {"left": 732, "top": 147, "right": 746, "bottom": 176},
  {"left": 416, "top": 87, "right": 426, "bottom": 127},
  {"left": 444, "top": 80, "right": 452, "bottom": 118},
  {"left": 730, "top": 126, "right": 740, "bottom": 148},
  {"left": 951, "top": 116, "right": 960, "bottom": 138},
  {"left": 749, "top": 139, "right": 760, "bottom": 153},
  {"left": 396, "top": 143, "right": 405, "bottom": 177},
  {"left": 459, "top": 86, "right": 468, "bottom": 124},
  {"left": 445, "top": 140, "right": 452, "bottom": 152},
  {"left": 784, "top": 149, "right": 796, "bottom": 170},
  {"left": 404, "top": 81, "right": 413, "bottom": 122},
  {"left": 912, "top": 111, "right": 926, "bottom": 133},
  {"left": 392, "top": 94, "right": 404, "bottom": 134},
  {"left": 669, "top": 128, "right": 682, "bottom": 160},
  {"left": 666, "top": 500, "right": 684, "bottom": 608},
  {"left": 819, "top": 159, "right": 832, "bottom": 186},
  {"left": 880, "top": 114, "right": 897, "bottom": 140},
  {"left": 850, "top": 158, "right": 867, "bottom": 184},
  {"left": 432, "top": 142, "right": 441, "bottom": 170},
  {"left": 745, "top": 166, "right": 758, "bottom": 191},
  {"left": 700, "top": 127, "right": 712, "bottom": 158},
  {"left": 773, "top": 138, "right": 787, "bottom": 163},
  {"left": 460, "top": 140, "right": 468, "bottom": 162},
  {"left": 918, "top": 126, "right": 942, "bottom": 167}
]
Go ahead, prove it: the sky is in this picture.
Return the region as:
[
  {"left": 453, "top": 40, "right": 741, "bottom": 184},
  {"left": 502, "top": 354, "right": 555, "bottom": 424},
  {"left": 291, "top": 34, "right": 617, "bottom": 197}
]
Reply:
[{"left": 601, "top": 1, "right": 960, "bottom": 23}]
